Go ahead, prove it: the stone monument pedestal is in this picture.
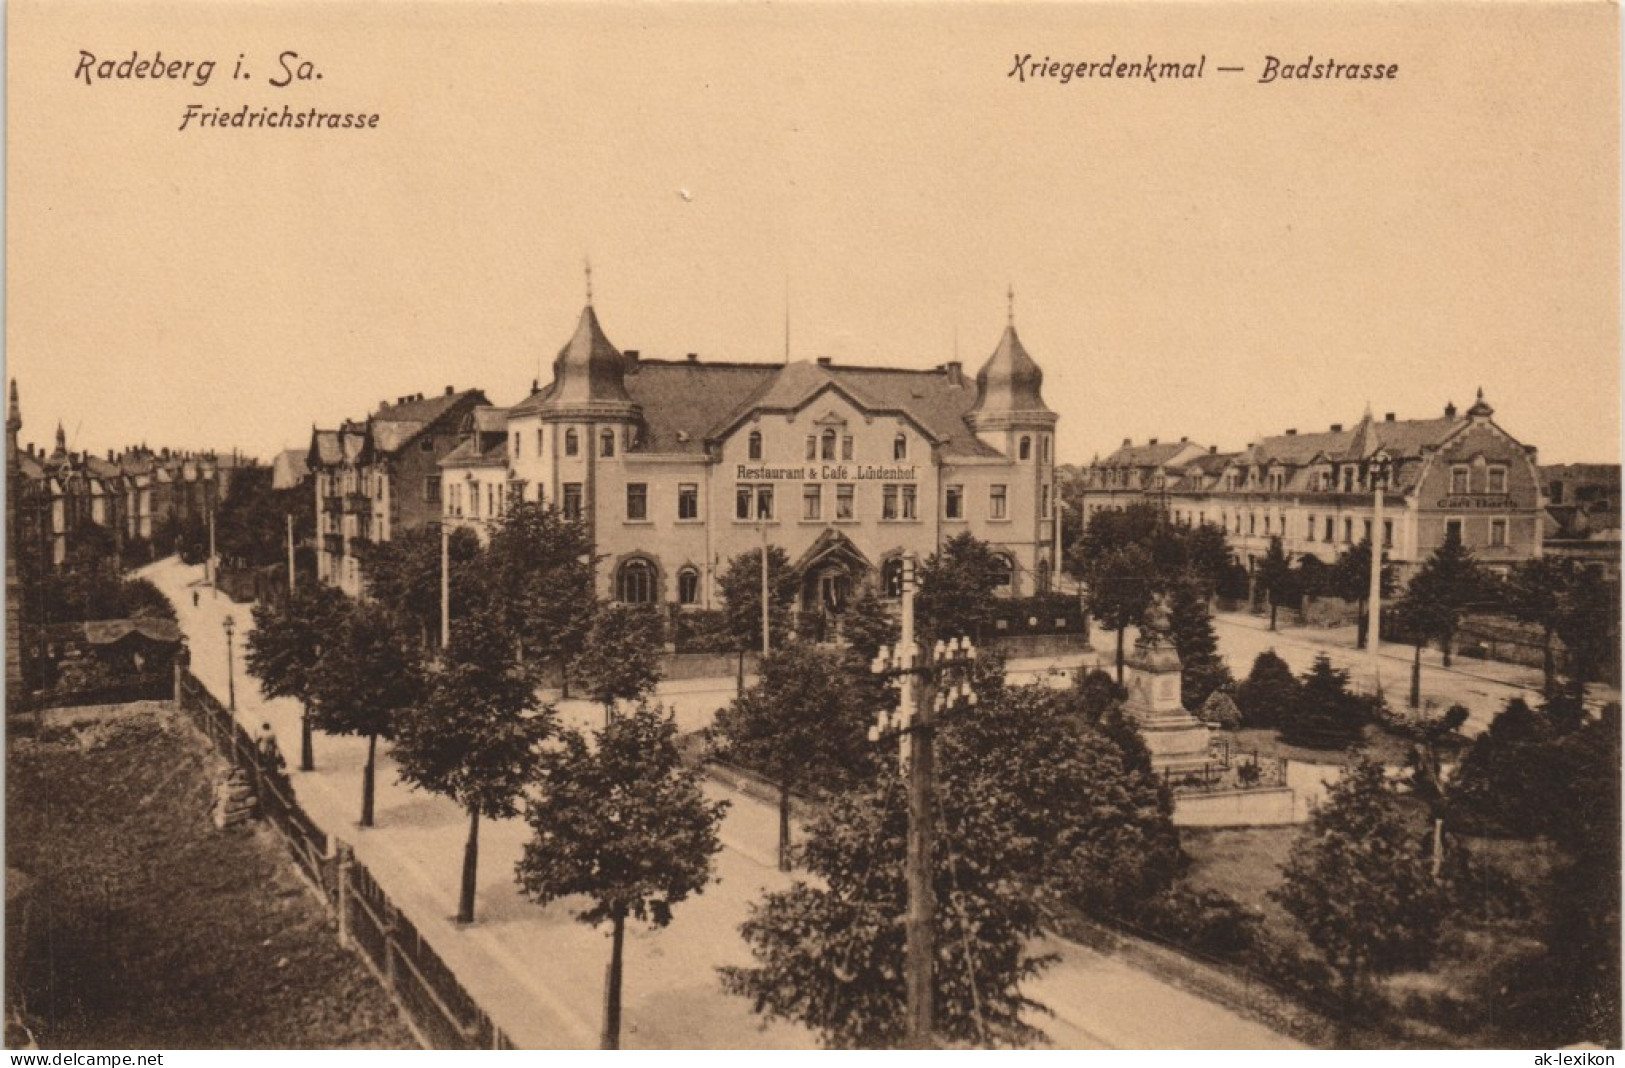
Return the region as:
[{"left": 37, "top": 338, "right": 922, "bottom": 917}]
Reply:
[{"left": 1121, "top": 604, "right": 1213, "bottom": 775}]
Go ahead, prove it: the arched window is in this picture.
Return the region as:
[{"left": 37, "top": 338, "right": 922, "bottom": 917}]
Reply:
[
  {"left": 748, "top": 431, "right": 763, "bottom": 460},
  {"left": 992, "top": 554, "right": 1014, "bottom": 589},
  {"left": 1019, "top": 436, "right": 1032, "bottom": 460},
  {"left": 820, "top": 429, "right": 837, "bottom": 461},
  {"left": 617, "top": 558, "right": 655, "bottom": 604},
  {"left": 881, "top": 558, "right": 904, "bottom": 599},
  {"left": 600, "top": 428, "right": 615, "bottom": 458},
  {"left": 677, "top": 567, "right": 700, "bottom": 605},
  {"left": 564, "top": 428, "right": 579, "bottom": 456},
  {"left": 893, "top": 433, "right": 908, "bottom": 461}
]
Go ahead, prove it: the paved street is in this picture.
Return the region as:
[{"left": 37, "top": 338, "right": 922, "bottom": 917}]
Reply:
[{"left": 147, "top": 558, "right": 1301, "bottom": 1050}]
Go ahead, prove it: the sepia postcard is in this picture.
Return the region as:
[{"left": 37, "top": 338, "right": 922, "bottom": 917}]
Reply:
[{"left": 5, "top": 0, "right": 1620, "bottom": 1056}]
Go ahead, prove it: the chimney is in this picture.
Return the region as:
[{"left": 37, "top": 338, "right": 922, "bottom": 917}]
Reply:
[
  {"left": 1209, "top": 445, "right": 1217, "bottom": 455},
  {"left": 686, "top": 352, "right": 699, "bottom": 364},
  {"left": 1123, "top": 438, "right": 1132, "bottom": 446},
  {"left": 1444, "top": 401, "right": 1457, "bottom": 419},
  {"left": 945, "top": 360, "right": 964, "bottom": 386},
  {"left": 107, "top": 449, "right": 114, "bottom": 461},
  {"left": 1149, "top": 438, "right": 1159, "bottom": 446},
  {"left": 1384, "top": 412, "right": 1396, "bottom": 422},
  {"left": 445, "top": 385, "right": 454, "bottom": 396},
  {"left": 1329, "top": 423, "right": 1342, "bottom": 433},
  {"left": 1179, "top": 436, "right": 1188, "bottom": 443},
  {"left": 380, "top": 399, "right": 387, "bottom": 409},
  {"left": 624, "top": 349, "right": 639, "bottom": 365},
  {"left": 816, "top": 356, "right": 832, "bottom": 367},
  {"left": 1285, "top": 429, "right": 1297, "bottom": 436}
]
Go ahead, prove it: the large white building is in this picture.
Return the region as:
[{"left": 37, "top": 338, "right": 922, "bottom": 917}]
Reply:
[{"left": 442, "top": 299, "right": 1063, "bottom": 617}]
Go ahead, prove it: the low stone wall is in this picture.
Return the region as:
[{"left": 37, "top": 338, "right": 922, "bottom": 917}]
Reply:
[
  {"left": 985, "top": 632, "right": 1091, "bottom": 661},
  {"left": 662, "top": 651, "right": 759, "bottom": 682},
  {"left": 1173, "top": 787, "right": 1297, "bottom": 827}
]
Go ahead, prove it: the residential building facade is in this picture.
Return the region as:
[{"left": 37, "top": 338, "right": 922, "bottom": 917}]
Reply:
[{"left": 441, "top": 300, "right": 1062, "bottom": 617}]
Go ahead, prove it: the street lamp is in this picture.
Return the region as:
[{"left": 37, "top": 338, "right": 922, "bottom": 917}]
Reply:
[
  {"left": 1366, "top": 454, "right": 1391, "bottom": 697},
  {"left": 222, "top": 613, "right": 237, "bottom": 712},
  {"left": 868, "top": 552, "right": 980, "bottom": 1049}
]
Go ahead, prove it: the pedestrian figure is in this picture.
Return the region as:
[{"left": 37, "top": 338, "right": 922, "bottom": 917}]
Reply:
[
  {"left": 192, "top": 590, "right": 200, "bottom": 608},
  {"left": 254, "top": 721, "right": 286, "bottom": 773}
]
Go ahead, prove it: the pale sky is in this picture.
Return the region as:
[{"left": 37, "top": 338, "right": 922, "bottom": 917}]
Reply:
[{"left": 7, "top": 1, "right": 1620, "bottom": 466}]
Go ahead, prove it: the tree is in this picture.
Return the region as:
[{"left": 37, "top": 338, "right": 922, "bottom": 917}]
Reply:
[
  {"left": 1552, "top": 564, "right": 1619, "bottom": 689},
  {"left": 1166, "top": 579, "right": 1232, "bottom": 707},
  {"left": 1234, "top": 650, "right": 1300, "bottom": 730},
  {"left": 393, "top": 610, "right": 552, "bottom": 923},
  {"left": 305, "top": 602, "right": 425, "bottom": 827},
  {"left": 840, "top": 581, "right": 899, "bottom": 663},
  {"left": 359, "top": 525, "right": 485, "bottom": 649},
  {"left": 1072, "top": 667, "right": 1127, "bottom": 726},
  {"left": 569, "top": 603, "right": 664, "bottom": 722},
  {"left": 244, "top": 582, "right": 352, "bottom": 771},
  {"left": 1328, "top": 540, "right": 1397, "bottom": 650},
  {"left": 1503, "top": 557, "right": 1569, "bottom": 696},
  {"left": 916, "top": 532, "right": 1005, "bottom": 642},
  {"left": 1399, "top": 529, "right": 1489, "bottom": 668},
  {"left": 711, "top": 641, "right": 877, "bottom": 870},
  {"left": 1271, "top": 757, "right": 1443, "bottom": 1046},
  {"left": 722, "top": 683, "right": 1181, "bottom": 1048},
  {"left": 1083, "top": 543, "right": 1156, "bottom": 685},
  {"left": 481, "top": 501, "right": 595, "bottom": 680},
  {"left": 716, "top": 546, "right": 797, "bottom": 678},
  {"left": 516, "top": 706, "right": 727, "bottom": 1050},
  {"left": 1256, "top": 537, "right": 1293, "bottom": 631},
  {"left": 1280, "top": 655, "right": 1366, "bottom": 750}
]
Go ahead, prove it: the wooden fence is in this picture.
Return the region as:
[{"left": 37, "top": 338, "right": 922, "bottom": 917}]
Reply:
[{"left": 175, "top": 671, "right": 515, "bottom": 1050}]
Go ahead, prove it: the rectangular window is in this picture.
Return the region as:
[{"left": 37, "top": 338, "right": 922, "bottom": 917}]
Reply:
[
  {"left": 424, "top": 476, "right": 441, "bottom": 504},
  {"left": 1363, "top": 519, "right": 1372, "bottom": 543},
  {"left": 1489, "top": 518, "right": 1508, "bottom": 547},
  {"left": 563, "top": 483, "right": 582, "bottom": 520},
  {"left": 678, "top": 483, "right": 698, "bottom": 520},
  {"left": 736, "top": 486, "right": 752, "bottom": 520},
  {"left": 1041, "top": 484, "right": 1052, "bottom": 520},
  {"left": 882, "top": 485, "right": 899, "bottom": 520},
  {"left": 803, "top": 484, "right": 822, "bottom": 521},
  {"left": 1445, "top": 518, "right": 1463, "bottom": 543},
  {"left": 902, "top": 485, "right": 917, "bottom": 520},
  {"left": 841, "top": 435, "right": 854, "bottom": 461},
  {"left": 1249, "top": 513, "right": 1256, "bottom": 534},
  {"left": 946, "top": 484, "right": 964, "bottom": 520},
  {"left": 755, "top": 485, "right": 774, "bottom": 521},
  {"left": 1451, "top": 466, "right": 1470, "bottom": 494},
  {"left": 626, "top": 483, "right": 648, "bottom": 522},
  {"left": 1343, "top": 518, "right": 1353, "bottom": 544},
  {"left": 1487, "top": 466, "right": 1507, "bottom": 494},
  {"left": 537, "top": 428, "right": 544, "bottom": 455},
  {"left": 1324, "top": 516, "right": 1334, "bottom": 542},
  {"left": 1263, "top": 515, "right": 1272, "bottom": 535},
  {"left": 470, "top": 483, "right": 481, "bottom": 517},
  {"left": 1383, "top": 519, "right": 1394, "bottom": 547},
  {"left": 836, "top": 484, "right": 855, "bottom": 520},
  {"left": 1306, "top": 515, "right": 1316, "bottom": 540},
  {"left": 990, "top": 485, "right": 1008, "bottom": 520},
  {"left": 805, "top": 436, "right": 817, "bottom": 461},
  {"left": 513, "top": 432, "right": 521, "bottom": 458},
  {"left": 420, "top": 438, "right": 435, "bottom": 453}
]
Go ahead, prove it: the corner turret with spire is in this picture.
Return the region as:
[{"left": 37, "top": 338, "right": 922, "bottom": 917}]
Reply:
[{"left": 967, "top": 286, "right": 1058, "bottom": 440}]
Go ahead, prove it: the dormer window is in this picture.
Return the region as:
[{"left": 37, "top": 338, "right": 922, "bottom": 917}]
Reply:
[
  {"left": 748, "top": 431, "right": 763, "bottom": 460},
  {"left": 894, "top": 433, "right": 908, "bottom": 461}
]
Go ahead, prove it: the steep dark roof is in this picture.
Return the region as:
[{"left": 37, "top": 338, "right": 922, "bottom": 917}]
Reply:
[{"left": 1099, "top": 441, "right": 1203, "bottom": 468}]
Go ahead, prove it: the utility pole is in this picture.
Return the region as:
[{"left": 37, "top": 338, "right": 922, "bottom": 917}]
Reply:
[
  {"left": 207, "top": 508, "right": 217, "bottom": 596},
  {"left": 759, "top": 518, "right": 771, "bottom": 657},
  {"left": 440, "top": 522, "right": 451, "bottom": 649},
  {"left": 286, "top": 512, "right": 296, "bottom": 594},
  {"left": 869, "top": 554, "right": 978, "bottom": 1048},
  {"left": 1368, "top": 458, "right": 1387, "bottom": 695}
]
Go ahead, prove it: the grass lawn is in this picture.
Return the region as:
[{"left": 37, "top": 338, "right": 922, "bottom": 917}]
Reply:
[{"left": 6, "top": 706, "right": 417, "bottom": 1049}]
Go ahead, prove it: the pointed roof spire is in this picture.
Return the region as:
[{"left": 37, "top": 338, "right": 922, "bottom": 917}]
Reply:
[
  {"left": 1467, "top": 386, "right": 1495, "bottom": 420},
  {"left": 968, "top": 294, "right": 1056, "bottom": 430},
  {"left": 1007, "top": 283, "right": 1015, "bottom": 325},
  {"left": 585, "top": 257, "right": 594, "bottom": 307}
]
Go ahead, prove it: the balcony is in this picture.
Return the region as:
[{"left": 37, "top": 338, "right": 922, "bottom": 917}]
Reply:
[
  {"left": 322, "top": 533, "right": 344, "bottom": 555},
  {"left": 322, "top": 496, "right": 344, "bottom": 516},
  {"left": 344, "top": 493, "right": 372, "bottom": 516}
]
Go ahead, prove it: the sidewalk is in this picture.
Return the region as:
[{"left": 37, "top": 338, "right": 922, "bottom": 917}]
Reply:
[{"left": 146, "top": 559, "right": 1301, "bottom": 1050}]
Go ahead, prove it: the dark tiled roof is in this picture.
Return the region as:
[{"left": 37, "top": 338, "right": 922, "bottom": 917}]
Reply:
[{"left": 1099, "top": 441, "right": 1202, "bottom": 468}]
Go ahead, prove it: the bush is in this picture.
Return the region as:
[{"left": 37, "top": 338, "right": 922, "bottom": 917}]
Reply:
[
  {"left": 1135, "top": 887, "right": 1263, "bottom": 962},
  {"left": 1235, "top": 650, "right": 1300, "bottom": 729},
  {"left": 1198, "top": 689, "right": 1242, "bottom": 730}
]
